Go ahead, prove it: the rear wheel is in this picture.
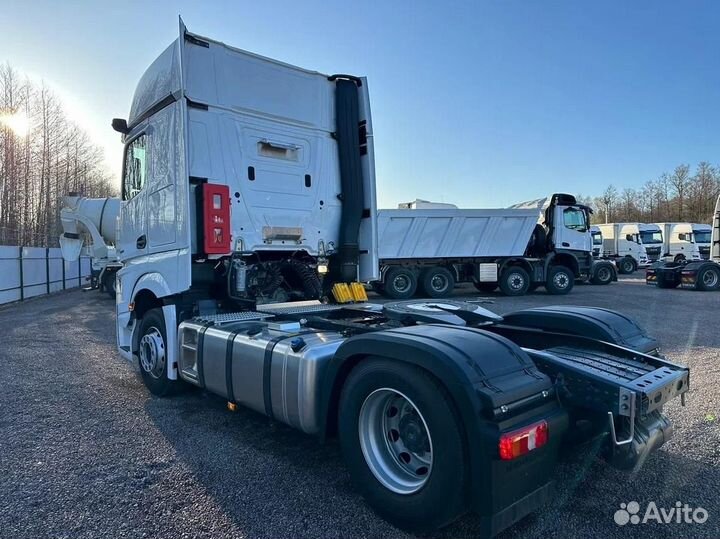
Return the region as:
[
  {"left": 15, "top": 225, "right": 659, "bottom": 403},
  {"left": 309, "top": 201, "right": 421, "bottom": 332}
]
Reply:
[
  {"left": 419, "top": 267, "right": 455, "bottom": 298},
  {"left": 591, "top": 264, "right": 614, "bottom": 285},
  {"left": 137, "top": 308, "right": 179, "bottom": 397},
  {"left": 618, "top": 257, "right": 636, "bottom": 274},
  {"left": 697, "top": 265, "right": 720, "bottom": 291},
  {"left": 546, "top": 265, "right": 574, "bottom": 295},
  {"left": 338, "top": 358, "right": 468, "bottom": 532},
  {"left": 383, "top": 267, "right": 418, "bottom": 299},
  {"left": 498, "top": 266, "right": 530, "bottom": 296}
]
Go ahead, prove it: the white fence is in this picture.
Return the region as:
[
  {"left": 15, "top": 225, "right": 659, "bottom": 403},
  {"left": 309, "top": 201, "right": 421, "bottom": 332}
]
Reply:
[{"left": 0, "top": 246, "right": 92, "bottom": 305}]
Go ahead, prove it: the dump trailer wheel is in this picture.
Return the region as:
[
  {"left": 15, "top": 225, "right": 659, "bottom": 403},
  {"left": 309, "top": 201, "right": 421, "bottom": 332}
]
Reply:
[
  {"left": 591, "top": 264, "right": 614, "bottom": 285},
  {"left": 338, "top": 358, "right": 468, "bottom": 532},
  {"left": 419, "top": 267, "right": 455, "bottom": 298},
  {"left": 618, "top": 257, "right": 635, "bottom": 274},
  {"left": 697, "top": 265, "right": 720, "bottom": 291},
  {"left": 473, "top": 281, "right": 497, "bottom": 293},
  {"left": 546, "top": 265, "right": 574, "bottom": 295},
  {"left": 383, "top": 267, "right": 418, "bottom": 299},
  {"left": 137, "top": 308, "right": 179, "bottom": 397},
  {"left": 498, "top": 266, "right": 530, "bottom": 296}
]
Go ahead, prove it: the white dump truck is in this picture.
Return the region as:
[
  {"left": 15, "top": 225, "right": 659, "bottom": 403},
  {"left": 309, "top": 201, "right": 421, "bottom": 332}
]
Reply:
[
  {"left": 655, "top": 223, "right": 702, "bottom": 263},
  {"left": 373, "top": 194, "right": 615, "bottom": 298},
  {"left": 648, "top": 196, "right": 720, "bottom": 291},
  {"left": 692, "top": 223, "right": 713, "bottom": 260},
  {"left": 596, "top": 222, "right": 659, "bottom": 273},
  {"left": 106, "top": 20, "right": 689, "bottom": 536},
  {"left": 59, "top": 194, "right": 122, "bottom": 297}
]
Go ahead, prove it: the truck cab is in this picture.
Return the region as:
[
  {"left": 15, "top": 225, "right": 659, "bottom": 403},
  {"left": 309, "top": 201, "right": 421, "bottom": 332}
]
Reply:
[
  {"left": 692, "top": 223, "right": 713, "bottom": 260},
  {"left": 655, "top": 223, "right": 702, "bottom": 262}
]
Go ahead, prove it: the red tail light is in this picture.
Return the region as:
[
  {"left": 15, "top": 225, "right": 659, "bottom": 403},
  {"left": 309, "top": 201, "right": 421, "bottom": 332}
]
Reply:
[{"left": 499, "top": 420, "right": 548, "bottom": 460}]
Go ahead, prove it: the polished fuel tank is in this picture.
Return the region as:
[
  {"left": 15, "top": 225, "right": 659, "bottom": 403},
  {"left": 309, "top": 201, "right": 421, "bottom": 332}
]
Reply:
[{"left": 178, "top": 318, "right": 345, "bottom": 434}]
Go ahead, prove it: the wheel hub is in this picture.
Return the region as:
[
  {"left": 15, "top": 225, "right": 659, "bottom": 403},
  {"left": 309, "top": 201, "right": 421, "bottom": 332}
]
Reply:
[
  {"left": 139, "top": 327, "right": 166, "bottom": 379},
  {"left": 554, "top": 273, "right": 569, "bottom": 288},
  {"left": 509, "top": 273, "right": 525, "bottom": 290},
  {"left": 431, "top": 275, "right": 447, "bottom": 292},
  {"left": 358, "top": 388, "right": 433, "bottom": 495},
  {"left": 394, "top": 275, "right": 410, "bottom": 293}
]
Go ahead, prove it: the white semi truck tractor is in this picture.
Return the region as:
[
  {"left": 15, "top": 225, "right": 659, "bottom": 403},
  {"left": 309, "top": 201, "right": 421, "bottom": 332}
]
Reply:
[
  {"left": 372, "top": 194, "right": 616, "bottom": 299},
  {"left": 108, "top": 20, "right": 689, "bottom": 536},
  {"left": 655, "top": 222, "right": 702, "bottom": 263},
  {"left": 59, "top": 194, "right": 122, "bottom": 297},
  {"left": 648, "top": 196, "right": 720, "bottom": 291},
  {"left": 596, "top": 222, "right": 657, "bottom": 273}
]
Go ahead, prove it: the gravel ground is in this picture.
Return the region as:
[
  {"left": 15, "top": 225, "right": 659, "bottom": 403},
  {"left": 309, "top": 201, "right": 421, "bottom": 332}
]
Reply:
[{"left": 1, "top": 276, "right": 718, "bottom": 538}]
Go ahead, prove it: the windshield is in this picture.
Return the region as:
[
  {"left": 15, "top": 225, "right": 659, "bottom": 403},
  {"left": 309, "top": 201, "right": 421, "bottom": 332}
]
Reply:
[
  {"left": 694, "top": 231, "right": 712, "bottom": 244},
  {"left": 563, "top": 207, "right": 588, "bottom": 232},
  {"left": 639, "top": 231, "right": 663, "bottom": 244},
  {"left": 591, "top": 232, "right": 602, "bottom": 245}
]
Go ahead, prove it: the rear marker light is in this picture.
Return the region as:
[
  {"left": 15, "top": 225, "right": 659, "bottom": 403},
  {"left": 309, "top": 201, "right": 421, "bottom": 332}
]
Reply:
[{"left": 499, "top": 420, "right": 548, "bottom": 460}]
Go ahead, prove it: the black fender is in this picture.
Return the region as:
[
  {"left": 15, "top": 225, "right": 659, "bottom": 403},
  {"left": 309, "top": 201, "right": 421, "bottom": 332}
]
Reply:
[
  {"left": 319, "top": 324, "right": 557, "bottom": 513},
  {"left": 501, "top": 305, "right": 658, "bottom": 354}
]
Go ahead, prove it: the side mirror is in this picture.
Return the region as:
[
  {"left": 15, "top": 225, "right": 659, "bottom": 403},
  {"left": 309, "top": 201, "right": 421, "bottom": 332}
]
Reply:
[{"left": 112, "top": 118, "right": 130, "bottom": 134}]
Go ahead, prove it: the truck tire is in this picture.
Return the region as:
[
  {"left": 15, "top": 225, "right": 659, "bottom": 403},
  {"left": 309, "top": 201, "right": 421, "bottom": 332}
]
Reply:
[
  {"left": 102, "top": 270, "right": 116, "bottom": 300},
  {"left": 618, "top": 257, "right": 635, "bottom": 274},
  {"left": 674, "top": 254, "right": 686, "bottom": 264},
  {"left": 591, "top": 264, "right": 614, "bottom": 285},
  {"left": 137, "top": 308, "right": 179, "bottom": 397},
  {"left": 473, "top": 281, "right": 497, "bottom": 293},
  {"left": 546, "top": 265, "right": 574, "bottom": 295},
  {"left": 696, "top": 265, "right": 720, "bottom": 291},
  {"left": 383, "top": 267, "right": 418, "bottom": 299},
  {"left": 498, "top": 266, "right": 530, "bottom": 296},
  {"left": 338, "top": 358, "right": 468, "bottom": 532},
  {"left": 419, "top": 267, "right": 455, "bottom": 298}
]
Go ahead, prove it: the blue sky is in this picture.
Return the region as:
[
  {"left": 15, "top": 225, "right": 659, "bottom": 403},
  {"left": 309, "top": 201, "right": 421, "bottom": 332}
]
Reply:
[{"left": 2, "top": 0, "right": 718, "bottom": 208}]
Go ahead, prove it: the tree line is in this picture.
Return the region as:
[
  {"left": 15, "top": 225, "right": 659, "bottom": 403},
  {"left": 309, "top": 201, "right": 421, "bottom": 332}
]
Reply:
[
  {"left": 579, "top": 163, "right": 720, "bottom": 225},
  {"left": 0, "top": 63, "right": 117, "bottom": 247}
]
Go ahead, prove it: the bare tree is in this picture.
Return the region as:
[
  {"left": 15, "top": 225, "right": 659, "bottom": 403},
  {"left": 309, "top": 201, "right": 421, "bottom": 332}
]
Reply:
[{"left": 669, "top": 164, "right": 691, "bottom": 221}]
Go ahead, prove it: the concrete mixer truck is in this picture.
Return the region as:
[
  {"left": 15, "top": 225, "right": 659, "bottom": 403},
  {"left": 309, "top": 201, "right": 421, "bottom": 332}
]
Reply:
[{"left": 59, "top": 194, "right": 121, "bottom": 297}]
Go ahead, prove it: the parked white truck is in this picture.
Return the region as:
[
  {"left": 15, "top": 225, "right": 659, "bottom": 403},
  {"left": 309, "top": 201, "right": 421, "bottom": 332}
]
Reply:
[
  {"left": 373, "top": 194, "right": 615, "bottom": 298},
  {"left": 655, "top": 223, "right": 702, "bottom": 263},
  {"left": 590, "top": 225, "right": 603, "bottom": 257},
  {"left": 648, "top": 196, "right": 720, "bottom": 291},
  {"left": 106, "top": 21, "right": 689, "bottom": 536},
  {"left": 59, "top": 194, "right": 122, "bottom": 297},
  {"left": 692, "top": 223, "right": 713, "bottom": 260},
  {"left": 596, "top": 222, "right": 659, "bottom": 273}
]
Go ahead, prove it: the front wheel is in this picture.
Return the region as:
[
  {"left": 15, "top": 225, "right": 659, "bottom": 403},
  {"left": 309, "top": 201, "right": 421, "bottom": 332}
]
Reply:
[
  {"left": 137, "top": 308, "right": 179, "bottom": 396},
  {"left": 618, "top": 257, "right": 636, "bottom": 274},
  {"left": 338, "top": 358, "right": 468, "bottom": 532},
  {"left": 546, "top": 265, "right": 575, "bottom": 295}
]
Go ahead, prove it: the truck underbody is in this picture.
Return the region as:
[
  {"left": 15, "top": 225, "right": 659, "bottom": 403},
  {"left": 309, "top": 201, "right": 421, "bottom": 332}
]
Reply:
[{"left": 133, "top": 297, "right": 688, "bottom": 535}]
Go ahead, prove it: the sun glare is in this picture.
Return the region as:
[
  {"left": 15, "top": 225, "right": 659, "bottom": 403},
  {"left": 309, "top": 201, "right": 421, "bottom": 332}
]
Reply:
[{"left": 0, "top": 111, "right": 30, "bottom": 137}]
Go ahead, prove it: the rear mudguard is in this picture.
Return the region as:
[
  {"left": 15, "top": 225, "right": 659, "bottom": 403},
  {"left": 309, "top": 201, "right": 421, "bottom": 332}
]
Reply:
[
  {"left": 500, "top": 305, "right": 659, "bottom": 354},
  {"left": 320, "top": 324, "right": 568, "bottom": 530}
]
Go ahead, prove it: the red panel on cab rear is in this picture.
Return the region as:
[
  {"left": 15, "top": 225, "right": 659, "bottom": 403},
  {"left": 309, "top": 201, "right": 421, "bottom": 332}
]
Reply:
[{"left": 202, "top": 183, "right": 231, "bottom": 255}]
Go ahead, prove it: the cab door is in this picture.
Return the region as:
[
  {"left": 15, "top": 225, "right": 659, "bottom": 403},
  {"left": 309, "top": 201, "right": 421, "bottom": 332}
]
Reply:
[
  {"left": 555, "top": 206, "right": 592, "bottom": 252},
  {"left": 118, "top": 133, "right": 149, "bottom": 262}
]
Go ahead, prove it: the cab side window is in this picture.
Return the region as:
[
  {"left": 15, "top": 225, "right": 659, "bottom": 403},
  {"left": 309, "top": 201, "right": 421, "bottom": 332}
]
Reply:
[
  {"left": 562, "top": 207, "right": 587, "bottom": 232},
  {"left": 122, "top": 135, "right": 148, "bottom": 200}
]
